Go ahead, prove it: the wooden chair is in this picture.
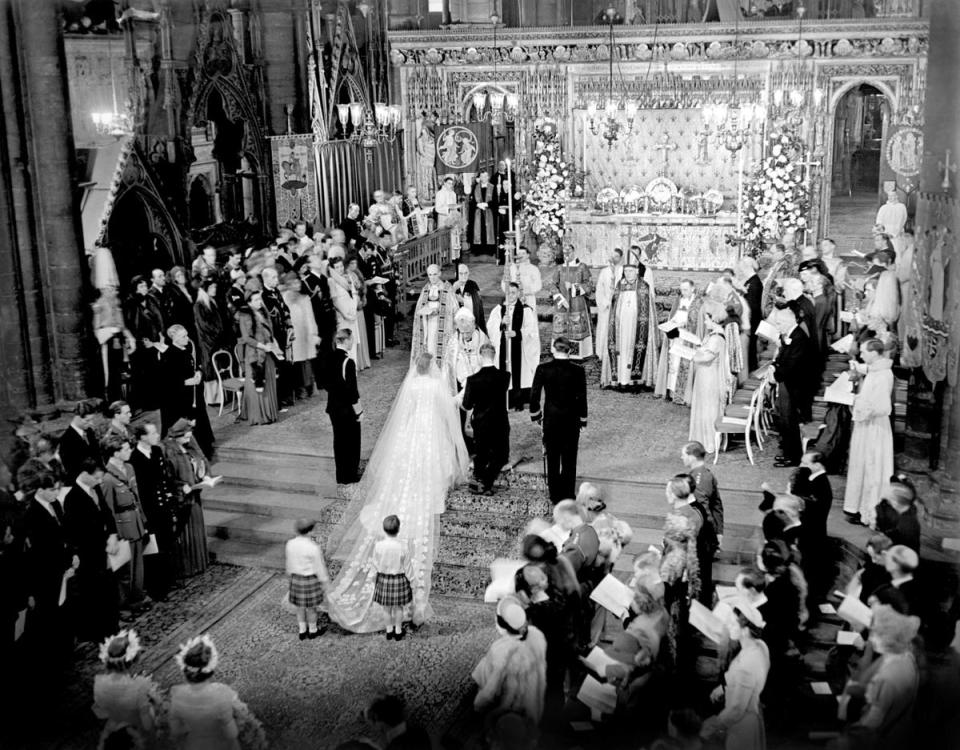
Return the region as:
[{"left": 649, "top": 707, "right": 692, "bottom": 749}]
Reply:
[
  {"left": 212, "top": 349, "right": 243, "bottom": 416},
  {"left": 713, "top": 384, "right": 762, "bottom": 465}
]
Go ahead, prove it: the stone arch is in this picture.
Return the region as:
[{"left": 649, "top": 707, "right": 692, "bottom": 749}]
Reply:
[
  {"left": 105, "top": 185, "right": 184, "bottom": 289},
  {"left": 819, "top": 77, "right": 900, "bottom": 236}
]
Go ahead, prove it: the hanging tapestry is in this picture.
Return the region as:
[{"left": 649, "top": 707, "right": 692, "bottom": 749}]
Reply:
[
  {"left": 270, "top": 135, "right": 319, "bottom": 228},
  {"left": 434, "top": 122, "right": 490, "bottom": 175}
]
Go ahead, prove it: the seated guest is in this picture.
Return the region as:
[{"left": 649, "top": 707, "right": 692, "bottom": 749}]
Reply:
[
  {"left": 849, "top": 533, "right": 894, "bottom": 605},
  {"left": 100, "top": 434, "right": 150, "bottom": 617},
  {"left": 874, "top": 478, "right": 921, "bottom": 553},
  {"left": 701, "top": 601, "right": 770, "bottom": 750},
  {"left": 62, "top": 458, "right": 119, "bottom": 642},
  {"left": 874, "top": 545, "right": 922, "bottom": 619},
  {"left": 59, "top": 399, "right": 101, "bottom": 483}
]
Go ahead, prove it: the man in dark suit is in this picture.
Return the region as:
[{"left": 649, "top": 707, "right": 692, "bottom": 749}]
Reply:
[
  {"left": 303, "top": 253, "right": 336, "bottom": 366},
  {"left": 530, "top": 337, "right": 588, "bottom": 503},
  {"left": 326, "top": 329, "right": 363, "bottom": 484},
  {"left": 767, "top": 303, "right": 816, "bottom": 467},
  {"left": 737, "top": 257, "right": 763, "bottom": 372},
  {"left": 62, "top": 458, "right": 119, "bottom": 642},
  {"left": 58, "top": 399, "right": 101, "bottom": 483},
  {"left": 462, "top": 343, "right": 510, "bottom": 496},
  {"left": 18, "top": 461, "right": 76, "bottom": 657},
  {"left": 261, "top": 266, "right": 295, "bottom": 408}
]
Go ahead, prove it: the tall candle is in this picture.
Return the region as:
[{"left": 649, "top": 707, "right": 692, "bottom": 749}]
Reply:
[{"left": 505, "top": 157, "right": 514, "bottom": 232}]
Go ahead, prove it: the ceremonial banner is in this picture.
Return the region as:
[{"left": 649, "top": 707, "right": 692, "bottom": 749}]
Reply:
[
  {"left": 434, "top": 122, "right": 490, "bottom": 175},
  {"left": 270, "top": 135, "right": 319, "bottom": 227}
]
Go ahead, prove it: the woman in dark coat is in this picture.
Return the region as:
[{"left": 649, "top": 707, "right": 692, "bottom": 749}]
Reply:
[
  {"left": 236, "top": 290, "right": 280, "bottom": 425},
  {"left": 166, "top": 266, "right": 197, "bottom": 342},
  {"left": 193, "top": 277, "right": 226, "bottom": 407},
  {"left": 162, "top": 419, "right": 210, "bottom": 578},
  {"left": 159, "top": 324, "right": 215, "bottom": 459},
  {"left": 123, "top": 276, "right": 165, "bottom": 410}
]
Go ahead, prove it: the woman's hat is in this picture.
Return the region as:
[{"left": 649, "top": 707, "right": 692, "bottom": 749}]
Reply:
[
  {"left": 167, "top": 418, "right": 193, "bottom": 438},
  {"left": 496, "top": 595, "right": 527, "bottom": 632}
]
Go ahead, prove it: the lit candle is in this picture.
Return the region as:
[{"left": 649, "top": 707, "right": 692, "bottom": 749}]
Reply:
[{"left": 505, "top": 157, "right": 514, "bottom": 232}]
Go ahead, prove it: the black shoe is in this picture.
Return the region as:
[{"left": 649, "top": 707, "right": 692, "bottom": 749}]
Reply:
[
  {"left": 386, "top": 630, "right": 395, "bottom": 641},
  {"left": 307, "top": 628, "right": 322, "bottom": 639},
  {"left": 299, "top": 631, "right": 308, "bottom": 641},
  {"left": 394, "top": 629, "right": 405, "bottom": 641}
]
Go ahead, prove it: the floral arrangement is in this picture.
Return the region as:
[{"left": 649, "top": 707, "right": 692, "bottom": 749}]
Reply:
[
  {"left": 742, "top": 130, "right": 809, "bottom": 253},
  {"left": 175, "top": 633, "right": 220, "bottom": 676},
  {"left": 521, "top": 118, "right": 570, "bottom": 246},
  {"left": 99, "top": 629, "right": 142, "bottom": 666}
]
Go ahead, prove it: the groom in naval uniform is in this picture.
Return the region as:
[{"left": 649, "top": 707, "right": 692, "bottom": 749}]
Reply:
[
  {"left": 461, "top": 342, "right": 510, "bottom": 496},
  {"left": 327, "top": 329, "right": 363, "bottom": 484},
  {"left": 530, "top": 337, "right": 588, "bottom": 503}
]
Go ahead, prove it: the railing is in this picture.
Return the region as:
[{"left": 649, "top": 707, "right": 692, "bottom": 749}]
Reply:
[{"left": 395, "top": 227, "right": 451, "bottom": 299}]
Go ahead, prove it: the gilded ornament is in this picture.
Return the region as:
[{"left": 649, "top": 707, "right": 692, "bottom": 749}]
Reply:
[
  {"left": 389, "top": 49, "right": 406, "bottom": 66},
  {"left": 554, "top": 45, "right": 569, "bottom": 62},
  {"left": 879, "top": 37, "right": 901, "bottom": 55},
  {"left": 425, "top": 48, "right": 443, "bottom": 64},
  {"left": 635, "top": 43, "right": 652, "bottom": 60},
  {"left": 465, "top": 47, "right": 480, "bottom": 63},
  {"left": 510, "top": 46, "right": 527, "bottom": 63},
  {"left": 750, "top": 40, "right": 769, "bottom": 58},
  {"left": 834, "top": 39, "right": 853, "bottom": 56},
  {"left": 670, "top": 43, "right": 688, "bottom": 60},
  {"left": 706, "top": 41, "right": 723, "bottom": 59}
]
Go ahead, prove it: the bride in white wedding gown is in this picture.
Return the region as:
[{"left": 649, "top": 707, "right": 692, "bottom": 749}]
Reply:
[{"left": 325, "top": 352, "right": 470, "bottom": 633}]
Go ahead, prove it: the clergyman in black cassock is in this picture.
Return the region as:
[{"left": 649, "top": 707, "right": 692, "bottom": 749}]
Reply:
[
  {"left": 768, "top": 303, "right": 817, "bottom": 466},
  {"left": 326, "top": 330, "right": 363, "bottom": 484},
  {"left": 462, "top": 345, "right": 510, "bottom": 494},
  {"left": 530, "top": 337, "right": 588, "bottom": 503}
]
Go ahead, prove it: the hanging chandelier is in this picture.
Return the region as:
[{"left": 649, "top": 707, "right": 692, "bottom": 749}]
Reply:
[
  {"left": 91, "top": 33, "right": 133, "bottom": 138},
  {"left": 699, "top": 13, "right": 765, "bottom": 153},
  {"left": 470, "top": 14, "right": 519, "bottom": 125},
  {"left": 770, "top": 6, "right": 826, "bottom": 131},
  {"left": 336, "top": 101, "right": 402, "bottom": 147},
  {"left": 585, "top": 7, "right": 636, "bottom": 148}
]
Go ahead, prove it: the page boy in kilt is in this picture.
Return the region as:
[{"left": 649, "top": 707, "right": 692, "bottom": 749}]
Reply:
[
  {"left": 372, "top": 514, "right": 413, "bottom": 641},
  {"left": 284, "top": 519, "right": 330, "bottom": 640}
]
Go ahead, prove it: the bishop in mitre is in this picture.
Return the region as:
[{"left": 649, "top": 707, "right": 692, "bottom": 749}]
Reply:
[
  {"left": 411, "top": 264, "right": 458, "bottom": 371},
  {"left": 594, "top": 247, "right": 625, "bottom": 359},
  {"left": 655, "top": 278, "right": 704, "bottom": 404},
  {"left": 487, "top": 282, "right": 540, "bottom": 410},
  {"left": 602, "top": 250, "right": 659, "bottom": 388},
  {"left": 552, "top": 244, "right": 594, "bottom": 359}
]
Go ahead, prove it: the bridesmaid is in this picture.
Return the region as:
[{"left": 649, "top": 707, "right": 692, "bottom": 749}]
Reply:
[
  {"left": 93, "top": 630, "right": 160, "bottom": 749},
  {"left": 169, "top": 635, "right": 267, "bottom": 750},
  {"left": 162, "top": 418, "right": 211, "bottom": 578},
  {"left": 236, "top": 290, "right": 280, "bottom": 425}
]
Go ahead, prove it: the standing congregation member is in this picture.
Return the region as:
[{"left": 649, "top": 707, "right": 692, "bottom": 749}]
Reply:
[
  {"left": 166, "top": 266, "right": 197, "bottom": 343},
  {"left": 843, "top": 339, "right": 895, "bottom": 528},
  {"left": 100, "top": 434, "right": 149, "bottom": 618},
  {"left": 303, "top": 251, "right": 336, "bottom": 368},
  {"left": 163, "top": 419, "right": 211, "bottom": 578},
  {"left": 682, "top": 441, "right": 724, "bottom": 549},
  {"left": 236, "top": 290, "right": 281, "bottom": 426},
  {"left": 552, "top": 244, "right": 594, "bottom": 359},
  {"left": 281, "top": 273, "right": 320, "bottom": 398},
  {"left": 125, "top": 276, "right": 166, "bottom": 410},
  {"left": 655, "top": 278, "right": 702, "bottom": 403},
  {"left": 261, "top": 266, "right": 295, "bottom": 408},
  {"left": 462, "top": 342, "right": 510, "bottom": 496},
  {"left": 487, "top": 282, "right": 540, "bottom": 410},
  {"left": 766, "top": 303, "right": 816, "bottom": 468},
  {"left": 875, "top": 478, "right": 921, "bottom": 553},
  {"left": 327, "top": 329, "right": 363, "bottom": 485},
  {"left": 737, "top": 258, "right": 764, "bottom": 372},
  {"left": 530, "top": 337, "right": 588, "bottom": 504},
  {"left": 761, "top": 243, "right": 791, "bottom": 317},
  {"left": 339, "top": 203, "right": 364, "bottom": 249},
  {"left": 594, "top": 247, "right": 625, "bottom": 363},
  {"left": 59, "top": 400, "right": 101, "bottom": 484},
  {"left": 129, "top": 422, "right": 176, "bottom": 599},
  {"left": 62, "top": 459, "right": 119, "bottom": 642},
  {"left": 104, "top": 400, "right": 133, "bottom": 441},
  {"left": 194, "top": 277, "right": 226, "bottom": 407}
]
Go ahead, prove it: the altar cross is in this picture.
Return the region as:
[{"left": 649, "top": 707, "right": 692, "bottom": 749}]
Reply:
[
  {"left": 652, "top": 133, "right": 678, "bottom": 176},
  {"left": 798, "top": 150, "right": 823, "bottom": 244}
]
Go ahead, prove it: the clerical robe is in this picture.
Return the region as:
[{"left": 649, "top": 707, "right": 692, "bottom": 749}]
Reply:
[
  {"left": 552, "top": 261, "right": 594, "bottom": 359},
  {"left": 867, "top": 268, "right": 900, "bottom": 326},
  {"left": 443, "top": 328, "right": 491, "bottom": 394},
  {"left": 487, "top": 300, "right": 540, "bottom": 408},
  {"left": 594, "top": 263, "right": 624, "bottom": 361},
  {"left": 655, "top": 293, "right": 704, "bottom": 404},
  {"left": 469, "top": 182, "right": 498, "bottom": 251},
  {"left": 435, "top": 185, "right": 462, "bottom": 260},
  {"left": 509, "top": 261, "right": 543, "bottom": 310},
  {"left": 452, "top": 279, "right": 487, "bottom": 335},
  {"left": 411, "top": 281, "right": 458, "bottom": 370},
  {"left": 604, "top": 277, "right": 655, "bottom": 387}
]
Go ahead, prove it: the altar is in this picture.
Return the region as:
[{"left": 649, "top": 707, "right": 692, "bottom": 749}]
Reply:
[{"left": 566, "top": 208, "right": 740, "bottom": 270}]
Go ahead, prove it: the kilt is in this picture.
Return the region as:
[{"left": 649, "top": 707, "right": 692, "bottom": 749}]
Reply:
[
  {"left": 373, "top": 572, "right": 413, "bottom": 608},
  {"left": 289, "top": 573, "right": 324, "bottom": 608}
]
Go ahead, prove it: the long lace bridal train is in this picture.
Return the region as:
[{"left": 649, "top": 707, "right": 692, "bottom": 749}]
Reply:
[{"left": 324, "top": 360, "right": 469, "bottom": 633}]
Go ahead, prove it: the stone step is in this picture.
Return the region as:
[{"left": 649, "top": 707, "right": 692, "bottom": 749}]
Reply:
[
  {"left": 216, "top": 445, "right": 332, "bottom": 468},
  {"left": 212, "top": 459, "right": 337, "bottom": 496},
  {"left": 203, "top": 486, "right": 337, "bottom": 519}
]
